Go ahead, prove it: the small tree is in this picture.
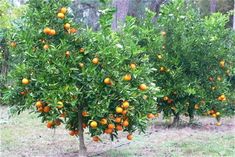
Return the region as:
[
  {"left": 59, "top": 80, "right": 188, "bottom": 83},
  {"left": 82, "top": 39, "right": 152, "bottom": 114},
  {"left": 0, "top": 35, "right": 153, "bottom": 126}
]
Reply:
[
  {"left": 154, "top": 0, "right": 235, "bottom": 126},
  {"left": 3, "top": 0, "right": 162, "bottom": 156}
]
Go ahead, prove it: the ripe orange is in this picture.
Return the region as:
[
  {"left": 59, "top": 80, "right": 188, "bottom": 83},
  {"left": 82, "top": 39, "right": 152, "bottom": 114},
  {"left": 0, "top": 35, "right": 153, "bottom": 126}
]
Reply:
[
  {"left": 82, "top": 123, "right": 87, "bottom": 128},
  {"left": 209, "top": 77, "right": 214, "bottom": 81},
  {"left": 43, "top": 44, "right": 49, "bottom": 50},
  {"left": 104, "top": 128, "right": 113, "bottom": 134},
  {"left": 47, "top": 121, "right": 54, "bottom": 128},
  {"left": 116, "top": 107, "right": 123, "bottom": 113},
  {"left": 79, "top": 48, "right": 85, "bottom": 53},
  {"left": 122, "top": 120, "right": 129, "bottom": 127},
  {"left": 43, "top": 27, "right": 51, "bottom": 34},
  {"left": 69, "top": 28, "right": 77, "bottom": 33},
  {"left": 116, "top": 125, "right": 123, "bottom": 131},
  {"left": 69, "top": 130, "right": 75, "bottom": 136},
  {"left": 115, "top": 117, "right": 122, "bottom": 123},
  {"left": 108, "top": 124, "right": 115, "bottom": 129},
  {"left": 130, "top": 63, "right": 136, "bottom": 70},
  {"left": 90, "top": 121, "right": 98, "bottom": 129},
  {"left": 167, "top": 99, "right": 173, "bottom": 104},
  {"left": 65, "top": 51, "right": 70, "bottom": 57},
  {"left": 157, "top": 54, "right": 162, "bottom": 59},
  {"left": 82, "top": 111, "right": 88, "bottom": 117},
  {"left": 104, "top": 78, "right": 112, "bottom": 85},
  {"left": 64, "top": 23, "right": 70, "bottom": 30},
  {"left": 100, "top": 118, "right": 107, "bottom": 125},
  {"left": 20, "top": 91, "right": 26, "bottom": 95},
  {"left": 216, "top": 112, "right": 220, "bottom": 116},
  {"left": 74, "top": 130, "right": 79, "bottom": 136},
  {"left": 22, "top": 78, "right": 30, "bottom": 85},
  {"left": 92, "top": 136, "right": 100, "bottom": 142},
  {"left": 35, "top": 101, "right": 43, "bottom": 108},
  {"left": 194, "top": 104, "right": 199, "bottom": 110},
  {"left": 215, "top": 122, "right": 222, "bottom": 126},
  {"left": 43, "top": 106, "right": 51, "bottom": 113},
  {"left": 161, "top": 31, "right": 166, "bottom": 36},
  {"left": 122, "top": 101, "right": 129, "bottom": 109},
  {"left": 163, "top": 96, "right": 169, "bottom": 101},
  {"left": 37, "top": 107, "right": 44, "bottom": 112},
  {"left": 123, "top": 74, "right": 132, "bottom": 81},
  {"left": 127, "top": 134, "right": 133, "bottom": 140},
  {"left": 147, "top": 113, "right": 155, "bottom": 119},
  {"left": 56, "top": 101, "right": 64, "bottom": 109},
  {"left": 10, "top": 42, "right": 17, "bottom": 48},
  {"left": 139, "top": 84, "right": 148, "bottom": 91},
  {"left": 212, "top": 114, "right": 217, "bottom": 117},
  {"left": 57, "top": 12, "right": 65, "bottom": 19},
  {"left": 48, "top": 29, "right": 56, "bottom": 36},
  {"left": 60, "top": 7, "right": 67, "bottom": 14},
  {"left": 92, "top": 58, "right": 99, "bottom": 64},
  {"left": 160, "top": 67, "right": 165, "bottom": 72},
  {"left": 122, "top": 110, "right": 127, "bottom": 115}
]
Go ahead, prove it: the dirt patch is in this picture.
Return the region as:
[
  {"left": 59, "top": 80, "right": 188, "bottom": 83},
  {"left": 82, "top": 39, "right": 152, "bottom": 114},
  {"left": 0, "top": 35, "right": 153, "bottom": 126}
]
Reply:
[{"left": 0, "top": 106, "right": 235, "bottom": 157}]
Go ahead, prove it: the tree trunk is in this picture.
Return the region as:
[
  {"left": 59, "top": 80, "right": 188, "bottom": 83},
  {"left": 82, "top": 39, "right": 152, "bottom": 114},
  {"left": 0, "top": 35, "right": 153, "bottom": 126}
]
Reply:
[
  {"left": 188, "top": 105, "right": 195, "bottom": 124},
  {"left": 112, "top": 0, "right": 129, "bottom": 30},
  {"left": 210, "top": 0, "right": 217, "bottom": 13},
  {"left": 233, "top": 0, "right": 235, "bottom": 30},
  {"left": 170, "top": 109, "right": 180, "bottom": 127},
  {"left": 78, "top": 109, "right": 87, "bottom": 157}
]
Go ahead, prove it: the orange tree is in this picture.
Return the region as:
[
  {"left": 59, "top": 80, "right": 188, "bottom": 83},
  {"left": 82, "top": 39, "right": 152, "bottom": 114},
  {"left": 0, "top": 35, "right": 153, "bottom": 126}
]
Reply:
[
  {"left": 154, "top": 0, "right": 235, "bottom": 126},
  {"left": 3, "top": 0, "right": 162, "bottom": 156}
]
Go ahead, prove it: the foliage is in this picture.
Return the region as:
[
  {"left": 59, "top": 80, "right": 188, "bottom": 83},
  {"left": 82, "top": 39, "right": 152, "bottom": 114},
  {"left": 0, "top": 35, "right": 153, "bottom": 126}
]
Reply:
[
  {"left": 155, "top": 0, "right": 235, "bottom": 122},
  {"left": 3, "top": 0, "right": 162, "bottom": 144}
]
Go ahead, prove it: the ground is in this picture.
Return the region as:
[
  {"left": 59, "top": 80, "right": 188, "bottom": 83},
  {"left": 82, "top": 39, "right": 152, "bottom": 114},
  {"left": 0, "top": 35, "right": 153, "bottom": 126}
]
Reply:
[{"left": 0, "top": 106, "right": 235, "bottom": 157}]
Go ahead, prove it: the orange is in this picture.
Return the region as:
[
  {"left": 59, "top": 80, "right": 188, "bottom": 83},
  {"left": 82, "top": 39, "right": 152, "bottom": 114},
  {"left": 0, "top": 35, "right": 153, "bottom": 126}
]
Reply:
[
  {"left": 122, "top": 101, "right": 129, "bottom": 108},
  {"left": 100, "top": 118, "right": 107, "bottom": 125},
  {"left": 20, "top": 91, "right": 26, "bottom": 95},
  {"left": 104, "top": 128, "right": 113, "bottom": 134},
  {"left": 167, "top": 99, "right": 173, "bottom": 104},
  {"left": 10, "top": 42, "right": 17, "bottom": 48},
  {"left": 160, "top": 67, "right": 165, "bottom": 72},
  {"left": 209, "top": 77, "right": 214, "bottom": 81},
  {"left": 122, "top": 120, "right": 129, "bottom": 127},
  {"left": 216, "top": 112, "right": 220, "bottom": 116},
  {"left": 22, "top": 78, "right": 30, "bottom": 85},
  {"left": 127, "top": 134, "right": 133, "bottom": 140},
  {"left": 69, "top": 130, "right": 75, "bottom": 136},
  {"left": 123, "top": 74, "right": 132, "bottom": 81},
  {"left": 194, "top": 104, "right": 199, "bottom": 110},
  {"left": 139, "top": 84, "right": 148, "bottom": 91},
  {"left": 49, "top": 29, "right": 56, "bottom": 36},
  {"left": 116, "top": 107, "right": 123, "bottom": 113},
  {"left": 163, "top": 96, "right": 169, "bottom": 101},
  {"left": 56, "top": 101, "right": 64, "bottom": 109},
  {"left": 116, "top": 125, "right": 123, "bottom": 131},
  {"left": 92, "top": 136, "right": 100, "bottom": 142},
  {"left": 74, "top": 130, "right": 79, "bottom": 136},
  {"left": 35, "top": 101, "right": 43, "bottom": 108},
  {"left": 130, "top": 63, "right": 136, "bottom": 70},
  {"left": 43, "top": 44, "right": 49, "bottom": 50},
  {"left": 65, "top": 51, "right": 70, "bottom": 57},
  {"left": 108, "top": 124, "right": 115, "bottom": 129},
  {"left": 147, "top": 113, "right": 155, "bottom": 119},
  {"left": 43, "top": 106, "right": 51, "bottom": 113},
  {"left": 37, "top": 107, "right": 44, "bottom": 112},
  {"left": 47, "top": 121, "right": 54, "bottom": 128},
  {"left": 43, "top": 27, "right": 51, "bottom": 34},
  {"left": 104, "top": 78, "right": 112, "bottom": 85},
  {"left": 79, "top": 48, "right": 85, "bottom": 53},
  {"left": 92, "top": 58, "right": 99, "bottom": 64},
  {"left": 212, "top": 114, "right": 217, "bottom": 117},
  {"left": 215, "top": 122, "right": 222, "bottom": 126},
  {"left": 57, "top": 12, "right": 65, "bottom": 19},
  {"left": 219, "top": 60, "right": 225, "bottom": 68},
  {"left": 79, "top": 63, "right": 84, "bottom": 68},
  {"left": 161, "top": 31, "right": 166, "bottom": 36},
  {"left": 115, "top": 117, "right": 122, "bottom": 123},
  {"left": 60, "top": 7, "right": 67, "bottom": 14},
  {"left": 90, "top": 121, "right": 98, "bottom": 128},
  {"left": 82, "top": 111, "right": 88, "bottom": 117},
  {"left": 82, "top": 123, "right": 87, "bottom": 128},
  {"left": 122, "top": 110, "right": 128, "bottom": 115},
  {"left": 64, "top": 23, "right": 70, "bottom": 29},
  {"left": 69, "top": 28, "right": 77, "bottom": 33}
]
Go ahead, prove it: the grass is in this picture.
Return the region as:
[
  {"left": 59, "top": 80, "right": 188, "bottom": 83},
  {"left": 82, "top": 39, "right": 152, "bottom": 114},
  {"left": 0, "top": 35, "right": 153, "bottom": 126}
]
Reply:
[{"left": 0, "top": 108, "right": 235, "bottom": 157}]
